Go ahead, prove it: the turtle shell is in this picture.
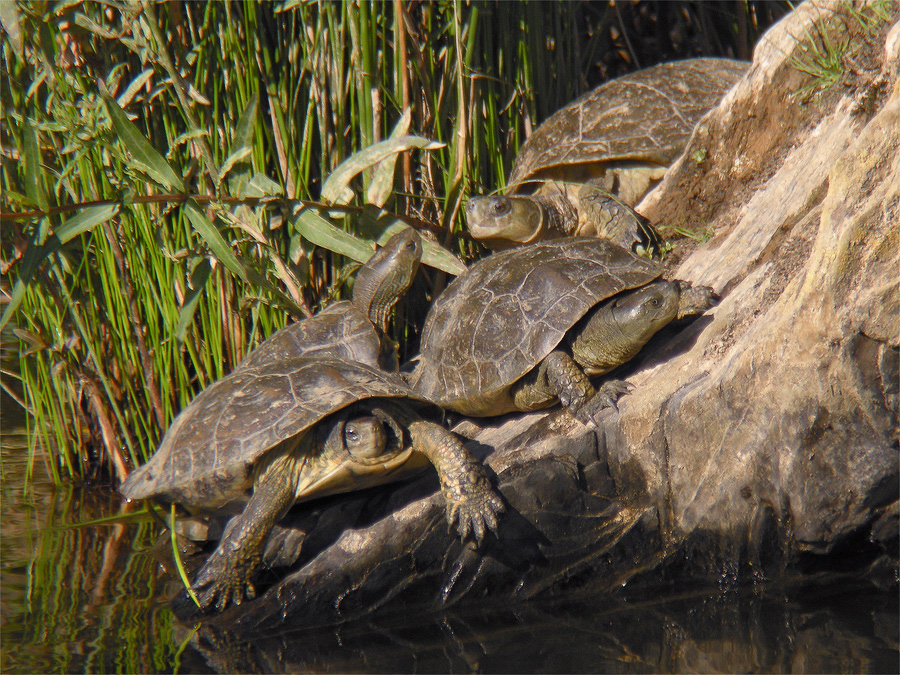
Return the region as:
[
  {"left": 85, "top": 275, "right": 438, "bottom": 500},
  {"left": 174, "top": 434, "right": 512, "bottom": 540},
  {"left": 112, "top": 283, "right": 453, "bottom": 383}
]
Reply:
[
  {"left": 121, "top": 357, "right": 424, "bottom": 510},
  {"left": 410, "top": 238, "right": 661, "bottom": 416},
  {"left": 507, "top": 58, "right": 748, "bottom": 192},
  {"left": 237, "top": 302, "right": 388, "bottom": 372}
]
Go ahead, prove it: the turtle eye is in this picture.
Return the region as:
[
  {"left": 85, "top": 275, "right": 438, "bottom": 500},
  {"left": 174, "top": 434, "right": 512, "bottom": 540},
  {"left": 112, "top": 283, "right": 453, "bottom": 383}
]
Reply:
[
  {"left": 490, "top": 198, "right": 510, "bottom": 216},
  {"left": 404, "top": 238, "right": 418, "bottom": 250},
  {"left": 345, "top": 417, "right": 388, "bottom": 460}
]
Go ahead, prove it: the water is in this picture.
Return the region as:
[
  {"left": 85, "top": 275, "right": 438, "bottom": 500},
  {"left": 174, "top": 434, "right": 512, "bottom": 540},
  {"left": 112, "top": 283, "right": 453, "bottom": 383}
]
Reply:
[{"left": 1, "top": 409, "right": 897, "bottom": 673}]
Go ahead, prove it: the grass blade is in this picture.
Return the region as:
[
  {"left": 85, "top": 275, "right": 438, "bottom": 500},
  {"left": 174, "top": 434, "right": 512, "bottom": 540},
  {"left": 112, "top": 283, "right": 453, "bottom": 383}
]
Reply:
[
  {"left": 169, "top": 504, "right": 201, "bottom": 609},
  {"left": 101, "top": 92, "right": 185, "bottom": 192},
  {"left": 0, "top": 202, "right": 118, "bottom": 331},
  {"left": 23, "top": 116, "right": 48, "bottom": 212}
]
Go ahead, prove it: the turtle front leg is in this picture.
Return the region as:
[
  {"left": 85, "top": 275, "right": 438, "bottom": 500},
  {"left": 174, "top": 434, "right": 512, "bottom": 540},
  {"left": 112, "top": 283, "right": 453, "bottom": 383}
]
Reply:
[
  {"left": 404, "top": 417, "right": 504, "bottom": 545},
  {"left": 192, "top": 450, "right": 301, "bottom": 612},
  {"left": 543, "top": 350, "right": 632, "bottom": 426},
  {"left": 577, "top": 184, "right": 664, "bottom": 258}
]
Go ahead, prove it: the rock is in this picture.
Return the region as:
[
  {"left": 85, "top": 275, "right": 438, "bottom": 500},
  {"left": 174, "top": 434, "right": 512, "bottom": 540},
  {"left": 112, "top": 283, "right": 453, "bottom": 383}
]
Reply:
[{"left": 182, "top": 1, "right": 899, "bottom": 633}]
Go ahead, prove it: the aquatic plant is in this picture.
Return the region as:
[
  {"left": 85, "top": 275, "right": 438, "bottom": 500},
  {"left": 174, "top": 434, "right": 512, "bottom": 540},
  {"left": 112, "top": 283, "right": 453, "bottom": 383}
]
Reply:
[{"left": 0, "top": 1, "right": 783, "bottom": 485}]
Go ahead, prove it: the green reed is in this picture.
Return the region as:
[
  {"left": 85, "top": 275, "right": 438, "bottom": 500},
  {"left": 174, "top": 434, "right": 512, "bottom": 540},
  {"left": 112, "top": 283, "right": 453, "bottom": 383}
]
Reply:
[{"left": 1, "top": 1, "right": 776, "bottom": 486}]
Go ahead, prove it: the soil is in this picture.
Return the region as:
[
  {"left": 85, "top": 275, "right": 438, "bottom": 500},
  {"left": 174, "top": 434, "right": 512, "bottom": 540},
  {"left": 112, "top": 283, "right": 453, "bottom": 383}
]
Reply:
[{"left": 652, "top": 2, "right": 896, "bottom": 274}]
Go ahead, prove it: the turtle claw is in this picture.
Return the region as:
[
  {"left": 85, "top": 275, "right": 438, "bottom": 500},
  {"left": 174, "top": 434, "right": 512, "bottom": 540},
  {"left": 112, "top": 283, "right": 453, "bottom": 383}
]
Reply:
[
  {"left": 577, "top": 379, "right": 634, "bottom": 426},
  {"left": 597, "top": 379, "right": 634, "bottom": 410},
  {"left": 192, "top": 549, "right": 257, "bottom": 613},
  {"left": 446, "top": 487, "right": 504, "bottom": 546}
]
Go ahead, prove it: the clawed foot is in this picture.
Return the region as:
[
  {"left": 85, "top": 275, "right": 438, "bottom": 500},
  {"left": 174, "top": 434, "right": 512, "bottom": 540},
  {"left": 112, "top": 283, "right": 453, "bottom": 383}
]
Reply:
[
  {"left": 558, "top": 383, "right": 590, "bottom": 412},
  {"left": 575, "top": 379, "right": 634, "bottom": 426},
  {"left": 445, "top": 480, "right": 505, "bottom": 546},
  {"left": 191, "top": 549, "right": 257, "bottom": 613}
]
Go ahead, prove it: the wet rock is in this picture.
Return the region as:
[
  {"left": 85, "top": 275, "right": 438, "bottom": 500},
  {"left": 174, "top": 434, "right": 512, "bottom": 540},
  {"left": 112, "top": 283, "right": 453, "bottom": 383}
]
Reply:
[{"left": 185, "top": 2, "right": 899, "bottom": 633}]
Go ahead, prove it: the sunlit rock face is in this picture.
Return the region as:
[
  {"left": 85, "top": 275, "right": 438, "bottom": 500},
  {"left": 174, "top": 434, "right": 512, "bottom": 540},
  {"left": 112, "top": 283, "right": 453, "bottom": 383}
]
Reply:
[{"left": 185, "top": 2, "right": 899, "bottom": 633}]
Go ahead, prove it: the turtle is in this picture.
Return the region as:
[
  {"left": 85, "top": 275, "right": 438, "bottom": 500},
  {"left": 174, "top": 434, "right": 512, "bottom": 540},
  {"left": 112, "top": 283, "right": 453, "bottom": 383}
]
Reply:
[
  {"left": 467, "top": 57, "right": 749, "bottom": 251},
  {"left": 408, "top": 238, "right": 717, "bottom": 423},
  {"left": 237, "top": 227, "right": 423, "bottom": 373},
  {"left": 467, "top": 186, "right": 664, "bottom": 256},
  {"left": 121, "top": 356, "right": 504, "bottom": 613}
]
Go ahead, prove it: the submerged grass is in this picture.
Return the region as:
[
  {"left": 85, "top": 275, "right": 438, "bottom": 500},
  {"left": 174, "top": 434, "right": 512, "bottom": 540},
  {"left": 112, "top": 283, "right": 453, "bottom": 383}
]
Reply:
[{"left": 0, "top": 1, "right": 784, "bottom": 486}]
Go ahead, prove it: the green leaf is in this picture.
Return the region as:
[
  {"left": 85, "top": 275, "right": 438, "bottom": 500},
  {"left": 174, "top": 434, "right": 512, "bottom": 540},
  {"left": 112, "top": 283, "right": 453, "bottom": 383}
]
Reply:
[
  {"left": 0, "top": 0, "right": 23, "bottom": 57},
  {"left": 242, "top": 172, "right": 284, "bottom": 198},
  {"left": 292, "top": 208, "right": 375, "bottom": 263},
  {"left": 293, "top": 207, "right": 467, "bottom": 275},
  {"left": 183, "top": 201, "right": 304, "bottom": 315},
  {"left": 275, "top": 0, "right": 304, "bottom": 12},
  {"left": 233, "top": 97, "right": 258, "bottom": 154},
  {"left": 104, "top": 62, "right": 130, "bottom": 98},
  {"left": 55, "top": 203, "right": 120, "bottom": 244},
  {"left": 183, "top": 201, "right": 252, "bottom": 279},
  {"left": 1, "top": 189, "right": 28, "bottom": 207},
  {"left": 321, "top": 135, "right": 444, "bottom": 206},
  {"left": 413, "top": 237, "right": 467, "bottom": 276},
  {"left": 225, "top": 97, "right": 257, "bottom": 191},
  {"left": 23, "top": 117, "right": 48, "bottom": 212},
  {"left": 101, "top": 92, "right": 184, "bottom": 191},
  {"left": 73, "top": 12, "right": 117, "bottom": 39},
  {"left": 0, "top": 277, "right": 28, "bottom": 333},
  {"left": 357, "top": 212, "right": 467, "bottom": 275},
  {"left": 218, "top": 147, "right": 253, "bottom": 184},
  {"left": 170, "top": 128, "right": 208, "bottom": 152},
  {"left": 117, "top": 69, "right": 155, "bottom": 108},
  {"left": 0, "top": 205, "right": 119, "bottom": 331},
  {"left": 175, "top": 258, "right": 212, "bottom": 343},
  {"left": 366, "top": 108, "right": 412, "bottom": 208}
]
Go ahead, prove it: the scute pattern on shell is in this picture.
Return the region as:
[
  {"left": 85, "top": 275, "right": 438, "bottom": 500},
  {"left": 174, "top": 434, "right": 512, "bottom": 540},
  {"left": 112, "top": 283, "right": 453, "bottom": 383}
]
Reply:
[
  {"left": 508, "top": 58, "right": 748, "bottom": 190},
  {"left": 121, "top": 358, "right": 418, "bottom": 508},
  {"left": 413, "top": 238, "right": 661, "bottom": 411},
  {"left": 237, "top": 302, "right": 384, "bottom": 372}
]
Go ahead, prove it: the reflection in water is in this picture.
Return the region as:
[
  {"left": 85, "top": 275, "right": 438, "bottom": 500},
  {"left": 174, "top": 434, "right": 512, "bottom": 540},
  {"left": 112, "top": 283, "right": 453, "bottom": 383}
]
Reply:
[
  {"left": 0, "top": 416, "right": 212, "bottom": 674},
  {"left": 1, "top": 412, "right": 897, "bottom": 673},
  {"left": 182, "top": 584, "right": 898, "bottom": 674}
]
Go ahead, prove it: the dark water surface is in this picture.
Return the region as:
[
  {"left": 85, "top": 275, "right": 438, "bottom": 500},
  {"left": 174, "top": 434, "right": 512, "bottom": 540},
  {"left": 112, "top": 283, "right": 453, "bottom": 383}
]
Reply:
[{"left": 1, "top": 414, "right": 897, "bottom": 673}]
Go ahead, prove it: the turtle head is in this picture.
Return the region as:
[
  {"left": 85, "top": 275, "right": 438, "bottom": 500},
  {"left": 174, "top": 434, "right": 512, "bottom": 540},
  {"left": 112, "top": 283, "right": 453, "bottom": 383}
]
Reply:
[
  {"left": 607, "top": 279, "right": 718, "bottom": 325},
  {"left": 466, "top": 195, "right": 546, "bottom": 249},
  {"left": 607, "top": 281, "right": 682, "bottom": 335},
  {"left": 571, "top": 281, "right": 683, "bottom": 375},
  {"left": 352, "top": 228, "right": 423, "bottom": 333},
  {"left": 292, "top": 402, "right": 428, "bottom": 502},
  {"left": 342, "top": 416, "right": 388, "bottom": 459}
]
